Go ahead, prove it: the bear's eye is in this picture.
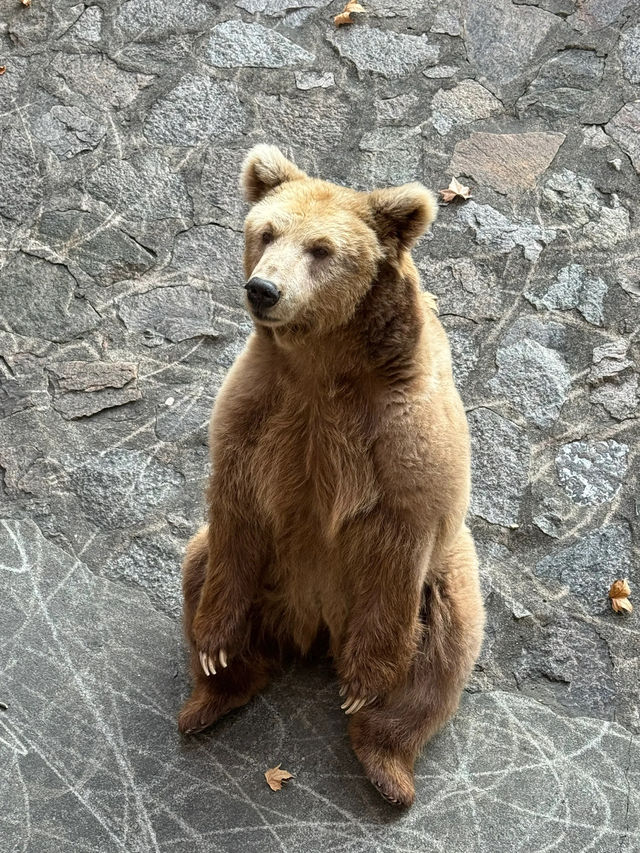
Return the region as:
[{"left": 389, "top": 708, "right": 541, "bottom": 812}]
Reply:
[
  {"left": 261, "top": 231, "right": 273, "bottom": 245},
  {"left": 310, "top": 245, "right": 330, "bottom": 260}
]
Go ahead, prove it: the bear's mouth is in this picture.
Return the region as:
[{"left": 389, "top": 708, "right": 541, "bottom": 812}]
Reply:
[{"left": 250, "top": 309, "right": 281, "bottom": 325}]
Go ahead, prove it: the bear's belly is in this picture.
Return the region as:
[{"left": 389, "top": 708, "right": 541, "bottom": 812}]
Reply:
[
  {"left": 259, "top": 517, "right": 338, "bottom": 653},
  {"left": 257, "top": 472, "right": 355, "bottom": 653},
  {"left": 249, "top": 402, "right": 379, "bottom": 651}
]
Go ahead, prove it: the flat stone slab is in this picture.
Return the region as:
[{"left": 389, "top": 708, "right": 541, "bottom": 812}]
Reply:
[
  {"left": 469, "top": 407, "right": 530, "bottom": 527},
  {"left": 462, "top": 0, "right": 560, "bottom": 102},
  {"left": 431, "top": 80, "right": 503, "bottom": 135},
  {"left": 449, "top": 131, "right": 565, "bottom": 192},
  {"left": 206, "top": 20, "right": 314, "bottom": 68},
  {"left": 326, "top": 26, "right": 439, "bottom": 78},
  {"left": 606, "top": 100, "right": 640, "bottom": 172},
  {"left": 525, "top": 263, "right": 607, "bottom": 326}
]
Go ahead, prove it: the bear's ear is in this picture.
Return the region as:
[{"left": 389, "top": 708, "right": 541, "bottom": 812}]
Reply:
[
  {"left": 368, "top": 183, "right": 438, "bottom": 249},
  {"left": 240, "top": 144, "right": 307, "bottom": 204}
]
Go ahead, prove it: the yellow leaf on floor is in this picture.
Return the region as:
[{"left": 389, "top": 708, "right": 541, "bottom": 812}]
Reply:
[{"left": 265, "top": 764, "right": 294, "bottom": 791}]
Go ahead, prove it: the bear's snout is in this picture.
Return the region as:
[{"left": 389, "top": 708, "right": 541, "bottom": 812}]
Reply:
[{"left": 245, "top": 277, "right": 281, "bottom": 312}]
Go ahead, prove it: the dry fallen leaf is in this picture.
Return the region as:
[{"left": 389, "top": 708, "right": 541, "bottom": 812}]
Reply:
[
  {"left": 0, "top": 67, "right": 6, "bottom": 76},
  {"left": 609, "top": 578, "right": 632, "bottom": 613},
  {"left": 21, "top": 0, "right": 32, "bottom": 6},
  {"left": 610, "top": 578, "right": 631, "bottom": 598},
  {"left": 334, "top": 1, "right": 366, "bottom": 26},
  {"left": 439, "top": 177, "right": 472, "bottom": 203},
  {"left": 264, "top": 764, "right": 293, "bottom": 791}
]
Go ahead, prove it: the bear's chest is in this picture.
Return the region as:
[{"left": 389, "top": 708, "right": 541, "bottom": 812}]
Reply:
[{"left": 252, "top": 390, "right": 380, "bottom": 541}]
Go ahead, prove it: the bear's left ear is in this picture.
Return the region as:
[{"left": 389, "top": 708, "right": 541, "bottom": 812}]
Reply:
[
  {"left": 368, "top": 183, "right": 438, "bottom": 249},
  {"left": 240, "top": 144, "right": 307, "bottom": 204}
]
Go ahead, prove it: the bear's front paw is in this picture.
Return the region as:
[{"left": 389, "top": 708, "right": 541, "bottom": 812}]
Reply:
[
  {"left": 191, "top": 614, "right": 239, "bottom": 677},
  {"left": 339, "top": 684, "right": 377, "bottom": 715},
  {"left": 198, "top": 647, "right": 228, "bottom": 677}
]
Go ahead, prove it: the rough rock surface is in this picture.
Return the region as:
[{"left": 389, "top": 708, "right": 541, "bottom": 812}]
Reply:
[
  {"left": 0, "top": 0, "right": 638, "bottom": 849},
  {"left": 555, "top": 439, "right": 628, "bottom": 506},
  {"left": 606, "top": 100, "right": 640, "bottom": 172},
  {"left": 536, "top": 523, "right": 633, "bottom": 614},
  {"left": 431, "top": 79, "right": 503, "bottom": 135},
  {"left": 516, "top": 48, "right": 608, "bottom": 121},
  {"left": 469, "top": 408, "right": 530, "bottom": 527},
  {"left": 50, "top": 361, "right": 142, "bottom": 420},
  {"left": 525, "top": 263, "right": 607, "bottom": 325},
  {"left": 144, "top": 75, "right": 247, "bottom": 146},
  {"left": 206, "top": 20, "right": 314, "bottom": 67},
  {"left": 326, "top": 25, "right": 439, "bottom": 78},
  {"left": 456, "top": 201, "right": 556, "bottom": 261},
  {"left": 489, "top": 336, "right": 572, "bottom": 427},
  {"left": 462, "top": 0, "right": 561, "bottom": 103},
  {"left": 621, "top": 24, "right": 640, "bottom": 84}
]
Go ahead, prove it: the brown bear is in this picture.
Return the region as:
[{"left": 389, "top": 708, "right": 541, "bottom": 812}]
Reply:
[{"left": 178, "top": 145, "right": 485, "bottom": 808}]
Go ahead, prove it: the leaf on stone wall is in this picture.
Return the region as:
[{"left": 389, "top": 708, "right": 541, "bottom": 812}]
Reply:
[
  {"left": 0, "top": 67, "right": 6, "bottom": 75},
  {"left": 21, "top": 0, "right": 32, "bottom": 6},
  {"left": 264, "top": 764, "right": 294, "bottom": 791},
  {"left": 609, "top": 578, "right": 633, "bottom": 613},
  {"left": 612, "top": 597, "right": 633, "bottom": 613},
  {"left": 334, "top": 1, "right": 366, "bottom": 27},
  {"left": 439, "top": 177, "right": 472, "bottom": 203}
]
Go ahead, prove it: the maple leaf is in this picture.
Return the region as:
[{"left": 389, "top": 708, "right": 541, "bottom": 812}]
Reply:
[
  {"left": 609, "top": 578, "right": 633, "bottom": 614},
  {"left": 439, "top": 177, "right": 472, "bottom": 203},
  {"left": 264, "top": 764, "right": 294, "bottom": 791},
  {"left": 334, "top": 1, "right": 366, "bottom": 26}
]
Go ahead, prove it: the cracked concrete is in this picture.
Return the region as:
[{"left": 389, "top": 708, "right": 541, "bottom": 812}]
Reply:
[{"left": 0, "top": 0, "right": 639, "bottom": 850}]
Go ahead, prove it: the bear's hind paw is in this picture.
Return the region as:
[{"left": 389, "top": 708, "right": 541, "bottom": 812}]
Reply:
[{"left": 351, "top": 737, "right": 416, "bottom": 808}]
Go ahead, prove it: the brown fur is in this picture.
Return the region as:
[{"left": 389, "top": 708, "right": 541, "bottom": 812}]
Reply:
[{"left": 178, "top": 145, "right": 485, "bottom": 807}]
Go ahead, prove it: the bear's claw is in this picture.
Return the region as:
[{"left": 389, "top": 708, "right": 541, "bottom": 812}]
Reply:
[
  {"left": 341, "top": 695, "right": 376, "bottom": 714},
  {"left": 199, "top": 651, "right": 213, "bottom": 676},
  {"left": 198, "top": 649, "right": 228, "bottom": 677}
]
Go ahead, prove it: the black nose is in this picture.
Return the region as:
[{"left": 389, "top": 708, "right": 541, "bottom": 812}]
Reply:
[{"left": 245, "top": 277, "right": 280, "bottom": 310}]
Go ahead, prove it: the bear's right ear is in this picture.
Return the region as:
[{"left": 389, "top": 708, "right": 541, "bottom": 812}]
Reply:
[{"left": 240, "top": 145, "right": 307, "bottom": 204}]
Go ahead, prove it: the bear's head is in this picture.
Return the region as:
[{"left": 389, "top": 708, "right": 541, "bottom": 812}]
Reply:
[{"left": 240, "top": 145, "right": 436, "bottom": 337}]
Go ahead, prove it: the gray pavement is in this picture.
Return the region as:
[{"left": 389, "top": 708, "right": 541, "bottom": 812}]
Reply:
[{"left": 0, "top": 0, "right": 639, "bottom": 850}]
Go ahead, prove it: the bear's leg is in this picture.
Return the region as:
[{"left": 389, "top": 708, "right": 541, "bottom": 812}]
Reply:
[
  {"left": 178, "top": 525, "right": 274, "bottom": 734},
  {"left": 348, "top": 526, "right": 484, "bottom": 807}
]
